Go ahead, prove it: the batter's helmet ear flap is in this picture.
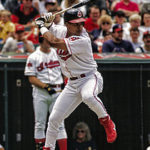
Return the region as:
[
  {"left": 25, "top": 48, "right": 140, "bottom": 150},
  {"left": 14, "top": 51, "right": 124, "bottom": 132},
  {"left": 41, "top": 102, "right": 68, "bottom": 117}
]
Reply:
[{"left": 39, "top": 33, "right": 44, "bottom": 43}]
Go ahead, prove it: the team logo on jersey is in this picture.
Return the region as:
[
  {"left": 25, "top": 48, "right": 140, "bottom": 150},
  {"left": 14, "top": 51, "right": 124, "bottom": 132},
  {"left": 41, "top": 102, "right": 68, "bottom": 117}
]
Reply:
[
  {"left": 77, "top": 10, "right": 83, "bottom": 18},
  {"left": 27, "top": 62, "right": 32, "bottom": 67},
  {"left": 57, "top": 49, "right": 71, "bottom": 61},
  {"left": 37, "top": 60, "right": 60, "bottom": 71}
]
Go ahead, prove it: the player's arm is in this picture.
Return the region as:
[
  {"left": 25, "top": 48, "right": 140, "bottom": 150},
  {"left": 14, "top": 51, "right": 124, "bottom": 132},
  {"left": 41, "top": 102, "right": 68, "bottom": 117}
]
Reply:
[
  {"left": 42, "top": 31, "right": 68, "bottom": 51},
  {"left": 35, "top": 17, "right": 68, "bottom": 51},
  {"left": 28, "top": 76, "right": 47, "bottom": 89}
]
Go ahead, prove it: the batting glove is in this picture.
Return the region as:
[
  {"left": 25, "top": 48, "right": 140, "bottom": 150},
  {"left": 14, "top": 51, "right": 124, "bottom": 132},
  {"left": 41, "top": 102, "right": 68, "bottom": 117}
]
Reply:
[
  {"left": 43, "top": 12, "right": 55, "bottom": 23},
  {"left": 44, "top": 84, "right": 56, "bottom": 95},
  {"left": 35, "top": 17, "right": 45, "bottom": 29}
]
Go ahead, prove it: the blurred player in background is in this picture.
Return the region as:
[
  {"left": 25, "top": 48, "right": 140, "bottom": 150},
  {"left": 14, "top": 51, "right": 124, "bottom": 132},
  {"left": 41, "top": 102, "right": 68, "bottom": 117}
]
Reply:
[{"left": 24, "top": 33, "right": 67, "bottom": 150}]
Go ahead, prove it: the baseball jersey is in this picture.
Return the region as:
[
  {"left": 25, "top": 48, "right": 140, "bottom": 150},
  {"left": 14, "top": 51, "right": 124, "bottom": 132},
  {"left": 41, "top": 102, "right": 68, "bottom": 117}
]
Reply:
[
  {"left": 49, "top": 24, "right": 97, "bottom": 78},
  {"left": 24, "top": 46, "right": 63, "bottom": 85}
]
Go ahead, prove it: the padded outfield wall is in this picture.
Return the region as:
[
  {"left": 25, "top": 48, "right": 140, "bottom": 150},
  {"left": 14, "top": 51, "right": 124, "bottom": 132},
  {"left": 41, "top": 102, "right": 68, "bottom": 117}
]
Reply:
[{"left": 0, "top": 53, "right": 150, "bottom": 150}]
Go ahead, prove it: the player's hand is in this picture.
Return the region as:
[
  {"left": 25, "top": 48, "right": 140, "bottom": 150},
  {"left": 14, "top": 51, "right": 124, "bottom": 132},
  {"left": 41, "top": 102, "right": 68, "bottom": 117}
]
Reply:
[
  {"left": 42, "top": 12, "right": 55, "bottom": 23},
  {"left": 35, "top": 17, "right": 45, "bottom": 29},
  {"left": 44, "top": 84, "right": 56, "bottom": 95}
]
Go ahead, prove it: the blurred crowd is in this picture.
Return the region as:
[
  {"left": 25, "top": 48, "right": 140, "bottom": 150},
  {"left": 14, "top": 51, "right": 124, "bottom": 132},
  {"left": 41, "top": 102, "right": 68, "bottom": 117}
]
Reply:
[{"left": 0, "top": 0, "right": 150, "bottom": 54}]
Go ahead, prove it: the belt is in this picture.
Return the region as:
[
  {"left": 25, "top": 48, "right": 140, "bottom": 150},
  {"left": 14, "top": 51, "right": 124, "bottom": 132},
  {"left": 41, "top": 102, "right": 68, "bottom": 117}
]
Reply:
[
  {"left": 48, "top": 84, "right": 61, "bottom": 88},
  {"left": 70, "top": 74, "right": 86, "bottom": 80}
]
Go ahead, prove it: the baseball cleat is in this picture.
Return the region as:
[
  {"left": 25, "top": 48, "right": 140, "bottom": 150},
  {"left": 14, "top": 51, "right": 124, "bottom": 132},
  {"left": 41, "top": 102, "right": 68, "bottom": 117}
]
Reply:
[{"left": 99, "top": 116, "right": 117, "bottom": 143}]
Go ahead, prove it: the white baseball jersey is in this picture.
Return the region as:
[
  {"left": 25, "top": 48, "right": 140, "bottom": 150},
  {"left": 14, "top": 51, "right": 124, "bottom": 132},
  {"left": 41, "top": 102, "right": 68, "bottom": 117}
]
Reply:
[
  {"left": 49, "top": 24, "right": 97, "bottom": 78},
  {"left": 24, "top": 46, "right": 67, "bottom": 141},
  {"left": 44, "top": 24, "right": 109, "bottom": 150},
  {"left": 24, "top": 46, "right": 63, "bottom": 85}
]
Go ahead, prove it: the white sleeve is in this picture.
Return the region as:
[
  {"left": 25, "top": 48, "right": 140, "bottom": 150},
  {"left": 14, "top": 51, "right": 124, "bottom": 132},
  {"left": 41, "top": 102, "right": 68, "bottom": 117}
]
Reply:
[
  {"left": 64, "top": 36, "right": 91, "bottom": 55},
  {"left": 1, "top": 37, "right": 13, "bottom": 53},
  {"left": 49, "top": 24, "right": 67, "bottom": 38},
  {"left": 24, "top": 55, "right": 36, "bottom": 76}
]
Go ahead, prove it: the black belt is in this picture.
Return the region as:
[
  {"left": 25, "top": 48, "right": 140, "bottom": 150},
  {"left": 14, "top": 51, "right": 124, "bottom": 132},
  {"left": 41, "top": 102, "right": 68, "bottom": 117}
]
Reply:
[
  {"left": 48, "top": 84, "right": 61, "bottom": 88},
  {"left": 70, "top": 74, "right": 86, "bottom": 80}
]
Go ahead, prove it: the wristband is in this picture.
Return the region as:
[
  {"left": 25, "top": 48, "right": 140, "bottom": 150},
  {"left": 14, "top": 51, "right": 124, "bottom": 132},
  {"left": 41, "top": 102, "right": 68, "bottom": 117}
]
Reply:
[{"left": 40, "top": 27, "right": 49, "bottom": 35}]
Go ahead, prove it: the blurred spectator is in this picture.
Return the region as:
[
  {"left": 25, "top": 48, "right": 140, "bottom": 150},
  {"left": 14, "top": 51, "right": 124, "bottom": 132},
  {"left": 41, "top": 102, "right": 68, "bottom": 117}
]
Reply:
[
  {"left": 11, "top": 0, "right": 41, "bottom": 44},
  {"left": 1, "top": 24, "right": 35, "bottom": 54},
  {"left": 61, "top": 0, "right": 86, "bottom": 16},
  {"left": 113, "top": 0, "right": 139, "bottom": 17},
  {"left": 123, "top": 14, "right": 143, "bottom": 43},
  {"left": 45, "top": 0, "right": 58, "bottom": 13},
  {"left": 141, "top": 0, "right": 150, "bottom": 15},
  {"left": 140, "top": 12, "right": 150, "bottom": 33},
  {"left": 87, "top": 0, "right": 108, "bottom": 16},
  {"left": 25, "top": 25, "right": 39, "bottom": 44},
  {"left": 135, "top": 31, "right": 150, "bottom": 53},
  {"left": 84, "top": 5, "right": 100, "bottom": 32},
  {"left": 102, "top": 24, "right": 135, "bottom": 52},
  {"left": 68, "top": 122, "right": 97, "bottom": 150},
  {"left": 11, "top": 0, "right": 40, "bottom": 28},
  {"left": 129, "top": 27, "right": 142, "bottom": 49},
  {"left": 90, "top": 14, "right": 113, "bottom": 53},
  {"left": 0, "top": 10, "right": 15, "bottom": 44},
  {"left": 32, "top": 0, "right": 47, "bottom": 14},
  {"left": 4, "top": 0, "right": 21, "bottom": 13},
  {"left": 103, "top": 31, "right": 112, "bottom": 42},
  {"left": 113, "top": 11, "right": 130, "bottom": 29},
  {"left": 0, "top": 144, "right": 4, "bottom": 150},
  {"left": 128, "top": 14, "right": 141, "bottom": 28}
]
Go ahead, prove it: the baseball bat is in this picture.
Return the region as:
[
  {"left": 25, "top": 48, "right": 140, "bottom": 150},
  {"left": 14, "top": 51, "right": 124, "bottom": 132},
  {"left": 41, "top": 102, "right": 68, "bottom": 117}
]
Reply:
[{"left": 54, "top": 0, "right": 92, "bottom": 16}]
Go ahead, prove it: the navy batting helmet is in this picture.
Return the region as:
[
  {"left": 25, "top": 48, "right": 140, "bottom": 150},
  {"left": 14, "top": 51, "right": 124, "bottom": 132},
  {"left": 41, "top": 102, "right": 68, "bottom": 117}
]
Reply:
[{"left": 64, "top": 9, "right": 86, "bottom": 23}]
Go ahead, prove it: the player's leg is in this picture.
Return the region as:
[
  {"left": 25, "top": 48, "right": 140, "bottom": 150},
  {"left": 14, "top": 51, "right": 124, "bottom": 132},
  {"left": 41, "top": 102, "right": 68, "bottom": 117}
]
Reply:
[
  {"left": 81, "top": 71, "right": 117, "bottom": 143},
  {"left": 44, "top": 85, "right": 82, "bottom": 150},
  {"left": 48, "top": 93, "right": 67, "bottom": 150},
  {"left": 56, "top": 121, "right": 67, "bottom": 150},
  {"left": 33, "top": 88, "right": 49, "bottom": 150}
]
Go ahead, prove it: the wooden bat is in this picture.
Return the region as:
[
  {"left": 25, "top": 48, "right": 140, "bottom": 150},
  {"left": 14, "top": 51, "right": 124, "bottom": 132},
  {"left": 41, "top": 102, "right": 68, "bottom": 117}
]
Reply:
[{"left": 53, "top": 0, "right": 92, "bottom": 16}]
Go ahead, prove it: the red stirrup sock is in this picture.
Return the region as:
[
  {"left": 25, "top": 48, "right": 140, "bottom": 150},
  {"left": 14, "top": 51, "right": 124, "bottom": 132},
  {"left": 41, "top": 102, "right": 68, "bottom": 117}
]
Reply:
[{"left": 57, "top": 138, "right": 67, "bottom": 150}]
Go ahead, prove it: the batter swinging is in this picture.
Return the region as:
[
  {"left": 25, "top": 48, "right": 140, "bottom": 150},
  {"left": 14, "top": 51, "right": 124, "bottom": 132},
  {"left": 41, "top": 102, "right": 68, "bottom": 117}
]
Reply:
[{"left": 35, "top": 8, "right": 117, "bottom": 150}]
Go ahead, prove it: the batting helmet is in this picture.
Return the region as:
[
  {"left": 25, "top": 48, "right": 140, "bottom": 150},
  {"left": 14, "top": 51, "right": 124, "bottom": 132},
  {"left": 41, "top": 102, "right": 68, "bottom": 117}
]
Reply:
[{"left": 64, "top": 8, "right": 86, "bottom": 23}]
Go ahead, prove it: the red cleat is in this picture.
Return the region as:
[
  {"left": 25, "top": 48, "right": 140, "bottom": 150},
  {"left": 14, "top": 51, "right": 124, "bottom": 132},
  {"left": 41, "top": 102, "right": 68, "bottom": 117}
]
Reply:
[
  {"left": 99, "top": 116, "right": 117, "bottom": 143},
  {"left": 43, "top": 147, "right": 50, "bottom": 150}
]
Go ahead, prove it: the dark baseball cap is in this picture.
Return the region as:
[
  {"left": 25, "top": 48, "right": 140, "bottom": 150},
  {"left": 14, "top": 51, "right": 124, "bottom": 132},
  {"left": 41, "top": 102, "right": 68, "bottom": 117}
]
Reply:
[
  {"left": 112, "top": 24, "right": 123, "bottom": 32},
  {"left": 64, "top": 9, "right": 86, "bottom": 23}
]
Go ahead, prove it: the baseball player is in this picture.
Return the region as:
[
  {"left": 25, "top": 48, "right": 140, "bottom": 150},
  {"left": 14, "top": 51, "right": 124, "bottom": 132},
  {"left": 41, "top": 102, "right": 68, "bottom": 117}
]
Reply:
[
  {"left": 24, "top": 34, "right": 67, "bottom": 150},
  {"left": 35, "top": 8, "right": 117, "bottom": 150}
]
